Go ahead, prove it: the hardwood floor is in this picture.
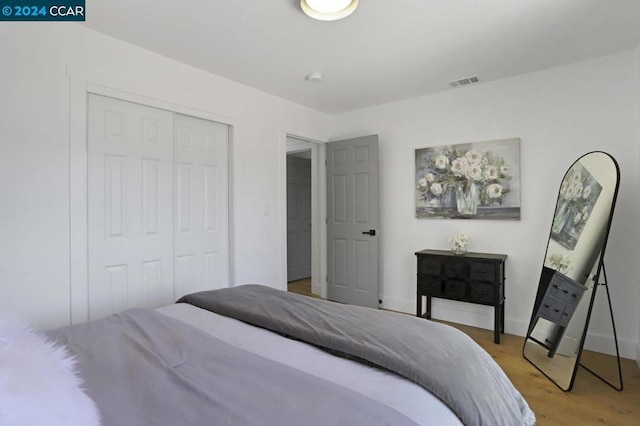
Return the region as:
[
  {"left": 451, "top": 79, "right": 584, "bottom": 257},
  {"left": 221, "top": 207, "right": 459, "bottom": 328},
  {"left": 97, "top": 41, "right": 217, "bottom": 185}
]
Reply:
[
  {"left": 287, "top": 277, "right": 318, "bottom": 297},
  {"left": 448, "top": 322, "right": 640, "bottom": 425},
  {"left": 287, "top": 279, "right": 640, "bottom": 425}
]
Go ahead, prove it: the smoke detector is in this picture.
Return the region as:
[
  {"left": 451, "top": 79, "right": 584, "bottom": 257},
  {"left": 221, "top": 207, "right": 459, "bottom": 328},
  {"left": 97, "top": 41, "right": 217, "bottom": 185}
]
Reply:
[{"left": 305, "top": 72, "right": 323, "bottom": 83}]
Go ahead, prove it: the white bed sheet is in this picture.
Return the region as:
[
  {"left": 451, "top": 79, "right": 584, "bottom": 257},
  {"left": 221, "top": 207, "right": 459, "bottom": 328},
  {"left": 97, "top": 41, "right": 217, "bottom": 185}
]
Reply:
[{"left": 156, "top": 303, "right": 462, "bottom": 425}]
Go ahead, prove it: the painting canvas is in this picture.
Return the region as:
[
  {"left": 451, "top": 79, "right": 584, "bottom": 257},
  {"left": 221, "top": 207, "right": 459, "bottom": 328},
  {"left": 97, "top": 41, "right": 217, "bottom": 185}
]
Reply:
[
  {"left": 415, "top": 138, "right": 521, "bottom": 219},
  {"left": 550, "top": 162, "right": 602, "bottom": 250}
]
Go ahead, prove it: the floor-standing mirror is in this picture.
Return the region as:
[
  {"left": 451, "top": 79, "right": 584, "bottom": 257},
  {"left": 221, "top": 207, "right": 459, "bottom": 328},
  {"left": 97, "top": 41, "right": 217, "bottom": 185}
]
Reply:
[{"left": 523, "top": 152, "right": 621, "bottom": 391}]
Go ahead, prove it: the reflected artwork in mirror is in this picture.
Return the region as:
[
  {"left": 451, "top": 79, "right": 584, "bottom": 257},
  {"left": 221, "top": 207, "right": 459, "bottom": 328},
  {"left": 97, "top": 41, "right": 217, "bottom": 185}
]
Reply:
[{"left": 523, "top": 152, "right": 621, "bottom": 391}]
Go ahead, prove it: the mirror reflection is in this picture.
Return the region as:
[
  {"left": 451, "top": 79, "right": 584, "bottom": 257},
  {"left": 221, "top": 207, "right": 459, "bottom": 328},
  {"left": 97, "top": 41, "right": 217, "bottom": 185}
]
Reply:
[{"left": 524, "top": 152, "right": 619, "bottom": 391}]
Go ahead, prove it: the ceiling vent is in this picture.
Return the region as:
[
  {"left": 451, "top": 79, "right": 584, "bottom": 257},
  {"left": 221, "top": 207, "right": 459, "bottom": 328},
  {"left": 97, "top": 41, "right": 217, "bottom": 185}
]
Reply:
[{"left": 449, "top": 76, "right": 480, "bottom": 88}]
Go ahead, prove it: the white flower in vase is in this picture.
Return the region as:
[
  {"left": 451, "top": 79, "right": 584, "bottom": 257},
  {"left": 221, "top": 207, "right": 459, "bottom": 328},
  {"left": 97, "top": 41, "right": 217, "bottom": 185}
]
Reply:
[
  {"left": 430, "top": 182, "right": 443, "bottom": 196},
  {"left": 451, "top": 157, "right": 470, "bottom": 177},
  {"left": 449, "top": 233, "right": 470, "bottom": 255},
  {"left": 548, "top": 253, "right": 573, "bottom": 274},
  {"left": 434, "top": 155, "right": 449, "bottom": 170},
  {"left": 486, "top": 183, "right": 503, "bottom": 199}
]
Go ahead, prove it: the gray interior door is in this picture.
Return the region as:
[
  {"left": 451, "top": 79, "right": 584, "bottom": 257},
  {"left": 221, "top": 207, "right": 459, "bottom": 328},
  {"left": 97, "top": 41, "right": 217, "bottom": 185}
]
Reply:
[
  {"left": 287, "top": 155, "right": 312, "bottom": 281},
  {"left": 326, "top": 135, "right": 379, "bottom": 308}
]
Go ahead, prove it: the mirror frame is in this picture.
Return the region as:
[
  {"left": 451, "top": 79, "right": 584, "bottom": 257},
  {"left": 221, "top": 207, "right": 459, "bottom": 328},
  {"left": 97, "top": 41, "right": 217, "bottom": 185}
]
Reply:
[{"left": 523, "top": 151, "right": 620, "bottom": 391}]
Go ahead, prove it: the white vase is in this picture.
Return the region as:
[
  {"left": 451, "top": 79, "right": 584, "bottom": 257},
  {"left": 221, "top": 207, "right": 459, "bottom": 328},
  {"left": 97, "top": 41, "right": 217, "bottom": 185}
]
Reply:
[
  {"left": 456, "top": 182, "right": 479, "bottom": 215},
  {"left": 451, "top": 244, "right": 467, "bottom": 255}
]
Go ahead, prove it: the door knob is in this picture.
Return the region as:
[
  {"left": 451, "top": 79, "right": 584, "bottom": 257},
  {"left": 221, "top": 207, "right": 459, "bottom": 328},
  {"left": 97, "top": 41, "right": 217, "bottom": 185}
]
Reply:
[{"left": 362, "top": 230, "right": 376, "bottom": 236}]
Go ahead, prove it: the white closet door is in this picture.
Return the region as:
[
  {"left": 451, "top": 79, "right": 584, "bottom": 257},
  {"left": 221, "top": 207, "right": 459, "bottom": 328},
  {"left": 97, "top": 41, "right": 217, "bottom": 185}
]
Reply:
[
  {"left": 173, "top": 114, "right": 229, "bottom": 298},
  {"left": 88, "top": 94, "right": 174, "bottom": 320}
]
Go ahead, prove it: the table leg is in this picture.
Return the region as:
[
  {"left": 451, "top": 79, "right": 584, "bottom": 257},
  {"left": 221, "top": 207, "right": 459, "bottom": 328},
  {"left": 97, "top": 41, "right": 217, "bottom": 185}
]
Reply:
[{"left": 494, "top": 303, "right": 501, "bottom": 344}]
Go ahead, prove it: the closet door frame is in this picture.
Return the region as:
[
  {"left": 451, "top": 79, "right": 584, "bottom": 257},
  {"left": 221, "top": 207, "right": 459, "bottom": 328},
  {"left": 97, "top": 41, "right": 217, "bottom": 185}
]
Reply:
[{"left": 68, "top": 65, "right": 237, "bottom": 325}]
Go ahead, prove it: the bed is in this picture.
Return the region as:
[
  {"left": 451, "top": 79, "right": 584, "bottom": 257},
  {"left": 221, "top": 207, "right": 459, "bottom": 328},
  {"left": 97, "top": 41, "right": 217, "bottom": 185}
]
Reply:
[{"left": 2, "top": 285, "right": 535, "bottom": 425}]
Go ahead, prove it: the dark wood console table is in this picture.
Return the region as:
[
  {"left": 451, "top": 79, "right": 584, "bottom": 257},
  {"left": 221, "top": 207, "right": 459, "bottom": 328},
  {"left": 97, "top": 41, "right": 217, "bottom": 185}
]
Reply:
[{"left": 415, "top": 249, "right": 507, "bottom": 343}]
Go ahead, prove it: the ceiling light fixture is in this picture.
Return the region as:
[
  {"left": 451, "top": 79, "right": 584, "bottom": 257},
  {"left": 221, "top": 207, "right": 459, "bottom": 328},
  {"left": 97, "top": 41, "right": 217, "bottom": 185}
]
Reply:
[{"left": 301, "top": 0, "right": 359, "bottom": 21}]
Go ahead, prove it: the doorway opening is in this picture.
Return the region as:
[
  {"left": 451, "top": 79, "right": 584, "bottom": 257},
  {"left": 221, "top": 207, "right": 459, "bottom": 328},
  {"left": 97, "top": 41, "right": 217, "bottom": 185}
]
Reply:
[
  {"left": 285, "top": 136, "right": 323, "bottom": 298},
  {"left": 286, "top": 147, "right": 312, "bottom": 297}
]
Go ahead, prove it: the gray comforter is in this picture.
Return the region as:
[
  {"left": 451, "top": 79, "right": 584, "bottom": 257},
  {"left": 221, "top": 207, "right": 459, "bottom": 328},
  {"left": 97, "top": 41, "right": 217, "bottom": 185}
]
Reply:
[
  {"left": 178, "top": 284, "right": 536, "bottom": 426},
  {"left": 48, "top": 308, "right": 418, "bottom": 426}
]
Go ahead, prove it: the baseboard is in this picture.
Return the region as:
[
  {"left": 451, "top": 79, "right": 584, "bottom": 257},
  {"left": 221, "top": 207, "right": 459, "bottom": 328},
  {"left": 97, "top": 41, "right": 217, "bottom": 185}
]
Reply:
[
  {"left": 381, "top": 295, "right": 638, "bottom": 360},
  {"left": 380, "top": 296, "right": 529, "bottom": 336},
  {"left": 580, "top": 330, "right": 636, "bottom": 359},
  {"left": 378, "top": 294, "right": 415, "bottom": 316}
]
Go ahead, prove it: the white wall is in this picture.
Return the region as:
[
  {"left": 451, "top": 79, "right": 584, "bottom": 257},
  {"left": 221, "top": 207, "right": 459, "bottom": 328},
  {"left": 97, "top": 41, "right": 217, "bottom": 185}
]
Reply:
[
  {"left": 333, "top": 51, "right": 640, "bottom": 359},
  {"left": 1, "top": 23, "right": 637, "bottom": 361},
  {"left": 636, "top": 43, "right": 640, "bottom": 366},
  {"left": 0, "top": 23, "right": 332, "bottom": 329}
]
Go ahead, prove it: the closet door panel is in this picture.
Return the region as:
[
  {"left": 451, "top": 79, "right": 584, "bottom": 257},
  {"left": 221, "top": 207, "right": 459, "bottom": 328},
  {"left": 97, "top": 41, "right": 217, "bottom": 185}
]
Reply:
[
  {"left": 173, "top": 114, "right": 229, "bottom": 298},
  {"left": 88, "top": 94, "right": 174, "bottom": 320}
]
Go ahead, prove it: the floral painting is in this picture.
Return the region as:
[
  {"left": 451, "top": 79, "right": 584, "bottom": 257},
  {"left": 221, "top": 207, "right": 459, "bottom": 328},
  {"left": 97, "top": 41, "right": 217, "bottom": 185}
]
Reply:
[
  {"left": 415, "top": 138, "right": 520, "bottom": 219},
  {"left": 550, "top": 162, "right": 602, "bottom": 250}
]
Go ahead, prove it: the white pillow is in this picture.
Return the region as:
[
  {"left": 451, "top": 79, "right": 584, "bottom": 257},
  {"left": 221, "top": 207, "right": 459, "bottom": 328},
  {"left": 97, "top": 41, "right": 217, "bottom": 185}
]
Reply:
[{"left": 0, "top": 315, "right": 100, "bottom": 426}]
